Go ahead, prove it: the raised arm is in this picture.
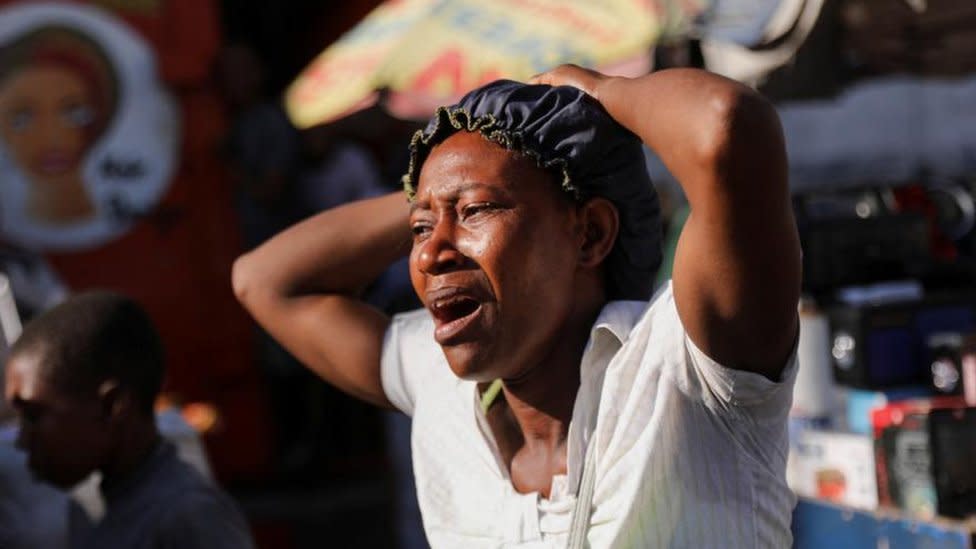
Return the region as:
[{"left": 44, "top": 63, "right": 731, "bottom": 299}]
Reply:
[
  {"left": 532, "top": 66, "right": 801, "bottom": 379},
  {"left": 232, "top": 192, "right": 412, "bottom": 407}
]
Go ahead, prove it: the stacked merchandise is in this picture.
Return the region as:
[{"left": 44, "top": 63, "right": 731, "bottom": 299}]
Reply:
[{"left": 787, "top": 182, "right": 976, "bottom": 530}]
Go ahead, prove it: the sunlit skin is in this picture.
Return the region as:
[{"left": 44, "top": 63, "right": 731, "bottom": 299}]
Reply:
[
  {"left": 4, "top": 350, "right": 110, "bottom": 489},
  {"left": 408, "top": 131, "right": 620, "bottom": 495},
  {"left": 232, "top": 65, "right": 801, "bottom": 502},
  {"left": 409, "top": 131, "right": 587, "bottom": 382},
  {"left": 0, "top": 65, "right": 98, "bottom": 224}
]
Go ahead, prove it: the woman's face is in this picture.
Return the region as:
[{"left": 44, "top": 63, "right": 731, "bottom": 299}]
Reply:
[
  {"left": 0, "top": 64, "right": 97, "bottom": 181},
  {"left": 409, "top": 132, "right": 582, "bottom": 382}
]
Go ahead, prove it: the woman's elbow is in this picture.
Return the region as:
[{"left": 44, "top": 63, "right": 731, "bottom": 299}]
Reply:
[
  {"left": 696, "top": 87, "right": 783, "bottom": 168},
  {"left": 231, "top": 252, "right": 257, "bottom": 305}
]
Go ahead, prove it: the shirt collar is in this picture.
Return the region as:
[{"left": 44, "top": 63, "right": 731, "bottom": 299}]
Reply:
[
  {"left": 588, "top": 299, "right": 647, "bottom": 348},
  {"left": 566, "top": 299, "right": 646, "bottom": 495}
]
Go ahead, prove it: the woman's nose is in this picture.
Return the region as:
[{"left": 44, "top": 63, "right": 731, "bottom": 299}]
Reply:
[{"left": 416, "top": 222, "right": 465, "bottom": 275}]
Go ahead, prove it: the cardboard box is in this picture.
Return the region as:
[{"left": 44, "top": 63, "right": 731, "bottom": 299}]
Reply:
[{"left": 790, "top": 430, "right": 879, "bottom": 510}]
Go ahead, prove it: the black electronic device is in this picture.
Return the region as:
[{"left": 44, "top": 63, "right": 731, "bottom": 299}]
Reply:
[
  {"left": 795, "top": 189, "right": 931, "bottom": 293},
  {"left": 877, "top": 412, "right": 936, "bottom": 518},
  {"left": 829, "top": 294, "right": 976, "bottom": 389},
  {"left": 928, "top": 407, "right": 976, "bottom": 519},
  {"left": 926, "top": 333, "right": 965, "bottom": 396}
]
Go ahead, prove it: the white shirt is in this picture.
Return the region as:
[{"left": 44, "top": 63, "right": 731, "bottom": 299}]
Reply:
[{"left": 381, "top": 283, "right": 797, "bottom": 548}]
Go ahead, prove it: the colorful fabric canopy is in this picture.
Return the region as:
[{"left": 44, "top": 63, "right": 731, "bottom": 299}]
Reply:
[{"left": 285, "top": 0, "right": 703, "bottom": 128}]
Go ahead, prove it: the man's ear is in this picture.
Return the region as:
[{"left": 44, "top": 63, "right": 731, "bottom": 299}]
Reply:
[
  {"left": 577, "top": 197, "right": 619, "bottom": 268},
  {"left": 96, "top": 379, "right": 128, "bottom": 422}
]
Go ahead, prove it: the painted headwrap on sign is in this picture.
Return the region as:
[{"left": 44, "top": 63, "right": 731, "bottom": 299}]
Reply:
[{"left": 403, "top": 79, "right": 662, "bottom": 301}]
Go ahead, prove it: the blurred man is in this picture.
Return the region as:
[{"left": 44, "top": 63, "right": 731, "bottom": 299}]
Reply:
[{"left": 4, "top": 291, "right": 254, "bottom": 549}]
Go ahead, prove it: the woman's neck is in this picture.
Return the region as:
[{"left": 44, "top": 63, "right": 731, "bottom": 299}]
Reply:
[
  {"left": 499, "top": 301, "right": 599, "bottom": 450},
  {"left": 486, "top": 301, "right": 601, "bottom": 497}
]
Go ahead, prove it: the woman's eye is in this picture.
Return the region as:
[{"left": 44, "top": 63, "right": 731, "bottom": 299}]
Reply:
[
  {"left": 7, "top": 108, "right": 32, "bottom": 132},
  {"left": 461, "top": 202, "right": 495, "bottom": 219},
  {"left": 63, "top": 104, "right": 95, "bottom": 128},
  {"left": 411, "top": 224, "right": 432, "bottom": 240}
]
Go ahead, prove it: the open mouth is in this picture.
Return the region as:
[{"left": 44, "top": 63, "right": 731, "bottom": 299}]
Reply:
[
  {"left": 431, "top": 295, "right": 479, "bottom": 322},
  {"left": 428, "top": 293, "right": 484, "bottom": 344}
]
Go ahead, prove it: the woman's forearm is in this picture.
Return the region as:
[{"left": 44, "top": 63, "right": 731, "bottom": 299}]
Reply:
[
  {"left": 592, "top": 69, "right": 786, "bottom": 204},
  {"left": 231, "top": 191, "right": 412, "bottom": 407},
  {"left": 233, "top": 191, "right": 412, "bottom": 304},
  {"left": 532, "top": 65, "right": 798, "bottom": 372}
]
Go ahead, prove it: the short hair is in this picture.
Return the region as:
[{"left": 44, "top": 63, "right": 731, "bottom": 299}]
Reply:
[{"left": 10, "top": 291, "right": 164, "bottom": 416}]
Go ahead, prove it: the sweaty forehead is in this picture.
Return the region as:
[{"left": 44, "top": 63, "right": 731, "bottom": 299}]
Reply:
[{"left": 415, "top": 132, "right": 556, "bottom": 202}]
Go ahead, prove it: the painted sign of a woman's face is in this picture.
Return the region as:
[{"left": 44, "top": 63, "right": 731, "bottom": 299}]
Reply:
[
  {"left": 0, "top": 2, "right": 177, "bottom": 252},
  {"left": 0, "top": 27, "right": 117, "bottom": 226}
]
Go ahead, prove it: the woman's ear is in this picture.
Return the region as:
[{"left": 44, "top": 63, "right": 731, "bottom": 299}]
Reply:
[{"left": 578, "top": 197, "right": 619, "bottom": 268}]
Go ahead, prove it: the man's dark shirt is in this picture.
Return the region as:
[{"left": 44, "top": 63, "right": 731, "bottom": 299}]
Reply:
[{"left": 71, "top": 440, "right": 254, "bottom": 549}]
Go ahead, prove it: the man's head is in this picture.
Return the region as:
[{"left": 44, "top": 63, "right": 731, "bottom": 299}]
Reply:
[
  {"left": 403, "top": 80, "right": 661, "bottom": 381},
  {"left": 3, "top": 291, "right": 164, "bottom": 488}
]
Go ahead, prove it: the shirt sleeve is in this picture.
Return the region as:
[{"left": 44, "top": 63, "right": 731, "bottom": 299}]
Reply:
[
  {"left": 684, "top": 330, "right": 799, "bottom": 420},
  {"left": 380, "top": 308, "right": 438, "bottom": 416},
  {"left": 656, "top": 281, "right": 798, "bottom": 419},
  {"left": 665, "top": 289, "right": 799, "bottom": 469}
]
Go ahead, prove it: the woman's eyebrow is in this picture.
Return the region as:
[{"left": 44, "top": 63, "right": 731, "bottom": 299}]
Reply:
[
  {"left": 410, "top": 181, "right": 510, "bottom": 214},
  {"left": 455, "top": 181, "right": 505, "bottom": 195}
]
